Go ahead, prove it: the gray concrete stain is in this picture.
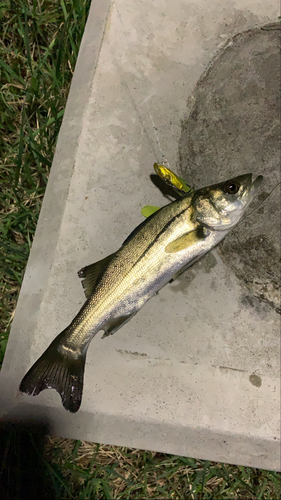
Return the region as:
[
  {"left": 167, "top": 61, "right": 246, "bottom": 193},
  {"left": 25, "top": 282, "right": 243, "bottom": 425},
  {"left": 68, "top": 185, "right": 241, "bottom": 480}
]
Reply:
[
  {"left": 116, "top": 349, "right": 148, "bottom": 358},
  {"left": 197, "top": 252, "right": 217, "bottom": 273},
  {"left": 179, "top": 25, "right": 280, "bottom": 315},
  {"left": 169, "top": 270, "right": 196, "bottom": 294},
  {"left": 249, "top": 373, "right": 262, "bottom": 387},
  {"left": 169, "top": 252, "right": 217, "bottom": 293},
  {"left": 240, "top": 294, "right": 272, "bottom": 317},
  {"left": 116, "top": 349, "right": 187, "bottom": 366},
  {"left": 219, "top": 366, "right": 246, "bottom": 373}
]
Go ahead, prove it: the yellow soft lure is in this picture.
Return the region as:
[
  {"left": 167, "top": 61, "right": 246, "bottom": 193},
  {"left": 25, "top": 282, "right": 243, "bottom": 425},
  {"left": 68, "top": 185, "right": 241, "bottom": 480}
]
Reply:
[{"left": 141, "top": 163, "right": 193, "bottom": 218}]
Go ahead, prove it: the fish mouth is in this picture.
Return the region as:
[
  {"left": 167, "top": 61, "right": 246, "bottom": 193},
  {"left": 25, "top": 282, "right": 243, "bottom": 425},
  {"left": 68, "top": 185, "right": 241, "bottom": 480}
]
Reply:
[
  {"left": 230, "top": 173, "right": 263, "bottom": 195},
  {"left": 237, "top": 173, "right": 263, "bottom": 207},
  {"left": 249, "top": 174, "right": 264, "bottom": 197}
]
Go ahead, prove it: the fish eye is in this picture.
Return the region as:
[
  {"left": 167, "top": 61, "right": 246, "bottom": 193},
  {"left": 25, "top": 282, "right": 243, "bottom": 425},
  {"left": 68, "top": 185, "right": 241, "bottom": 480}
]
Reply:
[{"left": 223, "top": 181, "right": 240, "bottom": 194}]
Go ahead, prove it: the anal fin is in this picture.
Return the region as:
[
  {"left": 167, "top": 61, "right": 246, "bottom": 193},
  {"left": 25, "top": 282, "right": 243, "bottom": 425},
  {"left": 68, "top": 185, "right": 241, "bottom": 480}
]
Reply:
[{"left": 102, "top": 313, "right": 136, "bottom": 339}]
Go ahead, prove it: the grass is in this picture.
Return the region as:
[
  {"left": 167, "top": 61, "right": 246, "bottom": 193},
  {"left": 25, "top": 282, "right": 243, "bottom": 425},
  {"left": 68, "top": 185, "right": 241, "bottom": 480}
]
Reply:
[
  {"left": 0, "top": 1, "right": 280, "bottom": 498},
  {"left": 42, "top": 438, "right": 281, "bottom": 499},
  {"left": 0, "top": 0, "right": 86, "bottom": 354}
]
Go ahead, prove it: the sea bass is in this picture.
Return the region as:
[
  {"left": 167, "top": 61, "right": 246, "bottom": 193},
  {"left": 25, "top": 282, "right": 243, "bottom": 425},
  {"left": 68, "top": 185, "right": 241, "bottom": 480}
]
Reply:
[{"left": 20, "top": 173, "right": 263, "bottom": 413}]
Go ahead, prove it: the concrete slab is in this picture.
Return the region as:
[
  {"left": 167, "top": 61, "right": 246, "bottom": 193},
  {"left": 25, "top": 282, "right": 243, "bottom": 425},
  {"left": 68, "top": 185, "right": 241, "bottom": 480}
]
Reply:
[{"left": 1, "top": 0, "right": 280, "bottom": 471}]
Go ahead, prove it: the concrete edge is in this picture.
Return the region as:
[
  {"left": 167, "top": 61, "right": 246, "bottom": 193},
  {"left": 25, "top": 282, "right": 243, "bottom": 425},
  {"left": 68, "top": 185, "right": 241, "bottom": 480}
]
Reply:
[{"left": 1, "top": 401, "right": 280, "bottom": 472}]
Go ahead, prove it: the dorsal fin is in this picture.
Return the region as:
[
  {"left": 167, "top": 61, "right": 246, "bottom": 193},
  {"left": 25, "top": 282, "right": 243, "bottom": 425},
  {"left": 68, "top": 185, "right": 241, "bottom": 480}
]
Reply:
[{"left": 78, "top": 253, "right": 116, "bottom": 298}]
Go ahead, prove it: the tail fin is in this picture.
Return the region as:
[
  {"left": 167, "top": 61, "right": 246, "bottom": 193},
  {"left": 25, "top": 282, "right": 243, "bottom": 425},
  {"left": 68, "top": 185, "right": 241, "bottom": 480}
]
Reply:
[{"left": 19, "top": 341, "right": 86, "bottom": 413}]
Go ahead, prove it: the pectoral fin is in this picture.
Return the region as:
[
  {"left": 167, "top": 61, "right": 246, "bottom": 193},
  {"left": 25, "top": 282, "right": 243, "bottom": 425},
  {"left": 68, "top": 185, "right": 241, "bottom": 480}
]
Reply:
[
  {"left": 102, "top": 313, "right": 136, "bottom": 338},
  {"left": 165, "top": 226, "right": 209, "bottom": 254},
  {"left": 78, "top": 253, "right": 116, "bottom": 298}
]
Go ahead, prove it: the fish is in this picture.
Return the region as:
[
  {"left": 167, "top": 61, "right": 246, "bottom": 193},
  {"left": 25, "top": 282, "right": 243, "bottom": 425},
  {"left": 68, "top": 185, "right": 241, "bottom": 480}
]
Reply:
[{"left": 19, "top": 173, "right": 263, "bottom": 413}]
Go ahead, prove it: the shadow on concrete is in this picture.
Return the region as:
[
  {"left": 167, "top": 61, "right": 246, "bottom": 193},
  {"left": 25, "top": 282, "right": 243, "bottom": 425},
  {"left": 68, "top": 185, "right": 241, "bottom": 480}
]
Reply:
[
  {"left": 0, "top": 421, "right": 57, "bottom": 500},
  {"left": 150, "top": 174, "right": 182, "bottom": 200}
]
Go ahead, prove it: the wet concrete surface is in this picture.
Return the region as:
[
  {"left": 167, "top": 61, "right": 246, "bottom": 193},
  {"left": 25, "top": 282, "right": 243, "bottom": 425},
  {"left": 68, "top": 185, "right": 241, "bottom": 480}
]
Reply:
[{"left": 179, "top": 24, "right": 280, "bottom": 313}]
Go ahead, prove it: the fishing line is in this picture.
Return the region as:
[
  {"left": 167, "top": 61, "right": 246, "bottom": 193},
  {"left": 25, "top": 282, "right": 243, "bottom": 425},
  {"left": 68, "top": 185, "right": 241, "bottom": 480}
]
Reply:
[
  {"left": 243, "top": 180, "right": 281, "bottom": 219},
  {"left": 112, "top": 1, "right": 172, "bottom": 166},
  {"left": 145, "top": 103, "right": 171, "bottom": 168},
  {"left": 231, "top": 180, "right": 280, "bottom": 243}
]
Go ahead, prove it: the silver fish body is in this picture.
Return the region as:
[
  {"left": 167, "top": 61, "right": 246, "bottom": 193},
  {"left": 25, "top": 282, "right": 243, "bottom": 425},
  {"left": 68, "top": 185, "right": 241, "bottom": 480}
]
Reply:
[{"left": 20, "top": 173, "right": 263, "bottom": 412}]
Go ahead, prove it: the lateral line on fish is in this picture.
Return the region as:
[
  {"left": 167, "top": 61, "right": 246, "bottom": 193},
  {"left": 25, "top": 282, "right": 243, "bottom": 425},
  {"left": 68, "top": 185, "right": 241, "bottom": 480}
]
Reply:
[
  {"left": 89, "top": 203, "right": 191, "bottom": 307},
  {"left": 132, "top": 205, "right": 192, "bottom": 269}
]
